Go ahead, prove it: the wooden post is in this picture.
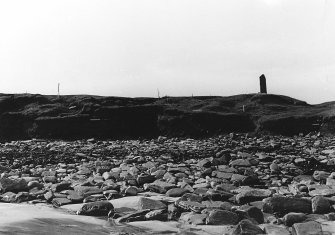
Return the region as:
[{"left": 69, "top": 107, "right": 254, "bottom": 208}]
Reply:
[{"left": 58, "top": 83, "right": 60, "bottom": 98}]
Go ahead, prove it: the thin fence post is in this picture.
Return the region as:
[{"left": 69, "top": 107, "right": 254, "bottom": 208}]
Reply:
[{"left": 58, "top": 83, "right": 60, "bottom": 98}]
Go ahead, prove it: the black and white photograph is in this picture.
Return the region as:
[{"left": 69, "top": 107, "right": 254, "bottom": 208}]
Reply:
[{"left": 0, "top": 0, "right": 335, "bottom": 234}]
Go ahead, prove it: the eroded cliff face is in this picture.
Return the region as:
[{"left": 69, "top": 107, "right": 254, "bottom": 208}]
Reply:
[
  {"left": 157, "top": 110, "right": 255, "bottom": 137},
  {"left": 0, "top": 93, "right": 333, "bottom": 140}
]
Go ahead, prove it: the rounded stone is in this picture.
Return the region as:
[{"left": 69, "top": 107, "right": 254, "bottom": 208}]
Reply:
[
  {"left": 205, "top": 209, "right": 239, "bottom": 225},
  {"left": 166, "top": 188, "right": 187, "bottom": 197},
  {"left": 77, "top": 201, "right": 114, "bottom": 216},
  {"left": 311, "top": 196, "right": 331, "bottom": 214}
]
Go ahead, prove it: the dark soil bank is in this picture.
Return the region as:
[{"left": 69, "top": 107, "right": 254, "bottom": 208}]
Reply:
[{"left": 0, "top": 93, "right": 334, "bottom": 140}]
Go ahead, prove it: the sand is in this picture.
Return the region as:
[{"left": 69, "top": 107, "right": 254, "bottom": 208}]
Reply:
[
  {"left": 0, "top": 202, "right": 235, "bottom": 235},
  {"left": 0, "top": 203, "right": 110, "bottom": 234}
]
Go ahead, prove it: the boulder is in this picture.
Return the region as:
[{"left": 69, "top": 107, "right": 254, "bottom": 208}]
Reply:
[
  {"left": 292, "top": 221, "right": 323, "bottom": 235},
  {"left": 77, "top": 201, "right": 114, "bottom": 216},
  {"left": 14, "top": 192, "right": 33, "bottom": 203},
  {"left": 309, "top": 188, "right": 335, "bottom": 197},
  {"left": 312, "top": 196, "right": 331, "bottom": 214},
  {"left": 282, "top": 212, "right": 307, "bottom": 227},
  {"left": 102, "top": 172, "right": 114, "bottom": 180},
  {"left": 197, "top": 159, "right": 211, "bottom": 168},
  {"left": 263, "top": 196, "right": 312, "bottom": 214},
  {"left": 230, "top": 159, "right": 251, "bottom": 168},
  {"left": 205, "top": 209, "right": 239, "bottom": 225},
  {"left": 137, "top": 174, "right": 156, "bottom": 185},
  {"left": 44, "top": 190, "right": 54, "bottom": 202},
  {"left": 206, "top": 189, "right": 234, "bottom": 201},
  {"left": 73, "top": 186, "right": 102, "bottom": 197},
  {"left": 146, "top": 180, "right": 175, "bottom": 194},
  {"left": 138, "top": 197, "right": 167, "bottom": 210},
  {"left": 41, "top": 171, "right": 56, "bottom": 177},
  {"left": 145, "top": 209, "right": 168, "bottom": 221},
  {"left": 177, "top": 200, "right": 206, "bottom": 213},
  {"left": 115, "top": 210, "right": 150, "bottom": 223},
  {"left": 236, "top": 188, "right": 272, "bottom": 204},
  {"left": 215, "top": 171, "right": 233, "bottom": 180},
  {"left": 179, "top": 212, "right": 207, "bottom": 225},
  {"left": 67, "top": 191, "right": 84, "bottom": 203},
  {"left": 0, "top": 178, "right": 28, "bottom": 193},
  {"left": 313, "top": 171, "right": 330, "bottom": 181},
  {"left": 43, "top": 176, "right": 57, "bottom": 183},
  {"left": 125, "top": 186, "right": 138, "bottom": 196},
  {"left": 230, "top": 219, "right": 265, "bottom": 235},
  {"left": 0, "top": 165, "right": 11, "bottom": 173},
  {"left": 179, "top": 193, "right": 203, "bottom": 203},
  {"left": 0, "top": 192, "right": 16, "bottom": 202},
  {"left": 51, "top": 182, "right": 71, "bottom": 192},
  {"left": 326, "top": 212, "right": 335, "bottom": 221},
  {"left": 263, "top": 224, "right": 290, "bottom": 235},
  {"left": 168, "top": 203, "right": 182, "bottom": 221},
  {"left": 52, "top": 198, "right": 72, "bottom": 207},
  {"left": 166, "top": 188, "right": 187, "bottom": 197},
  {"left": 202, "top": 201, "right": 234, "bottom": 210},
  {"left": 27, "top": 181, "right": 43, "bottom": 189},
  {"left": 236, "top": 205, "right": 264, "bottom": 224}
]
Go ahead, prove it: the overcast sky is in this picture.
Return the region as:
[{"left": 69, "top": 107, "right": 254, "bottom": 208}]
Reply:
[{"left": 0, "top": 0, "right": 334, "bottom": 104}]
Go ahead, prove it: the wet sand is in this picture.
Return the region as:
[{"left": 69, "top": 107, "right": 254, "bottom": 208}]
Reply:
[
  {"left": 0, "top": 203, "right": 234, "bottom": 235},
  {"left": 0, "top": 203, "right": 110, "bottom": 235}
]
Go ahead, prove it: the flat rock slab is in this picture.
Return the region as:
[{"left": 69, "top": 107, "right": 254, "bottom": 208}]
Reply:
[
  {"left": 321, "top": 221, "right": 335, "bottom": 234},
  {"left": 128, "top": 221, "right": 234, "bottom": 235},
  {"left": 138, "top": 197, "right": 167, "bottom": 210},
  {"left": 309, "top": 189, "right": 335, "bottom": 197},
  {"left": 128, "top": 221, "right": 180, "bottom": 233},
  {"left": 236, "top": 188, "right": 272, "bottom": 204},
  {"left": 62, "top": 195, "right": 177, "bottom": 212},
  {"left": 292, "top": 221, "right": 323, "bottom": 235},
  {"left": 262, "top": 224, "right": 290, "bottom": 235},
  {"left": 230, "top": 219, "right": 265, "bottom": 235}
]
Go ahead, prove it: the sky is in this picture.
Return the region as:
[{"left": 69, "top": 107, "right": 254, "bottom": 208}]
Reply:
[{"left": 0, "top": 0, "right": 334, "bottom": 104}]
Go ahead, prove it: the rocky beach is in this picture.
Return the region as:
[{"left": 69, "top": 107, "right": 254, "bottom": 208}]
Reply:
[
  {"left": 1, "top": 0, "right": 334, "bottom": 233},
  {"left": 1, "top": 133, "right": 335, "bottom": 234}
]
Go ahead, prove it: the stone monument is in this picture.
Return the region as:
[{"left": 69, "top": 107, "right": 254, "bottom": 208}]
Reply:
[{"left": 259, "top": 74, "right": 267, "bottom": 94}]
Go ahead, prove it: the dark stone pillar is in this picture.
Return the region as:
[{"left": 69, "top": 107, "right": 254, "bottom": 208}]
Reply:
[{"left": 259, "top": 74, "right": 267, "bottom": 94}]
